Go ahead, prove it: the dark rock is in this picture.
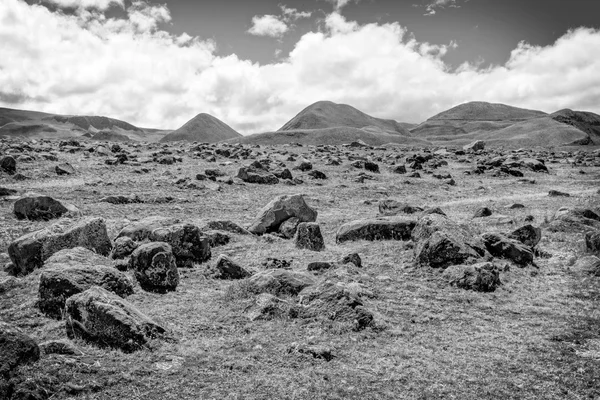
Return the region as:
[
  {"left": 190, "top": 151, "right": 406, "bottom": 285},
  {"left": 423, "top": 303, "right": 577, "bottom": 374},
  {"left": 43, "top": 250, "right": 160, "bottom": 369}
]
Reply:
[
  {"left": 8, "top": 217, "right": 112, "bottom": 276},
  {"left": 508, "top": 224, "right": 542, "bottom": 247},
  {"left": 39, "top": 339, "right": 80, "bottom": 355},
  {"left": 236, "top": 166, "right": 279, "bottom": 184},
  {"left": 585, "top": 230, "right": 600, "bottom": 255},
  {"left": 204, "top": 230, "right": 231, "bottom": 247},
  {"left": 295, "top": 222, "right": 325, "bottom": 251},
  {"left": 308, "top": 170, "right": 327, "bottom": 179},
  {"left": 248, "top": 194, "right": 317, "bottom": 235},
  {"left": 262, "top": 258, "right": 291, "bottom": 269},
  {"left": 473, "top": 207, "right": 493, "bottom": 218},
  {"left": 0, "top": 322, "right": 39, "bottom": 379},
  {"left": 130, "top": 242, "right": 179, "bottom": 293},
  {"left": 336, "top": 217, "right": 416, "bottom": 243},
  {"left": 287, "top": 342, "right": 333, "bottom": 361},
  {"left": 64, "top": 286, "right": 166, "bottom": 352},
  {"left": 548, "top": 190, "right": 570, "bottom": 197},
  {"left": 481, "top": 233, "right": 534, "bottom": 266},
  {"left": 38, "top": 247, "right": 134, "bottom": 319},
  {"left": 392, "top": 165, "right": 407, "bottom": 174},
  {"left": 272, "top": 168, "right": 293, "bottom": 180},
  {"left": 14, "top": 193, "right": 80, "bottom": 220},
  {"left": 201, "top": 220, "right": 250, "bottom": 235},
  {"left": 0, "top": 156, "right": 16, "bottom": 175},
  {"left": 248, "top": 269, "right": 316, "bottom": 296},
  {"left": 442, "top": 262, "right": 500, "bottom": 292},
  {"left": 295, "top": 161, "right": 312, "bottom": 171},
  {"left": 0, "top": 187, "right": 17, "bottom": 196},
  {"left": 364, "top": 161, "right": 380, "bottom": 173},
  {"left": 307, "top": 261, "right": 335, "bottom": 273},
  {"left": 99, "top": 195, "right": 142, "bottom": 204},
  {"left": 213, "top": 254, "right": 251, "bottom": 279},
  {"left": 111, "top": 236, "right": 139, "bottom": 260},
  {"left": 341, "top": 253, "right": 362, "bottom": 268}
]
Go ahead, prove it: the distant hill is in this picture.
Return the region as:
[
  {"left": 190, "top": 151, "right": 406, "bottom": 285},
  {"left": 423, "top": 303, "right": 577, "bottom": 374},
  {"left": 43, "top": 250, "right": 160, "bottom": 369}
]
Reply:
[
  {"left": 160, "top": 113, "right": 241, "bottom": 143},
  {"left": 278, "top": 101, "right": 410, "bottom": 135},
  {"left": 410, "top": 101, "right": 599, "bottom": 147},
  {"left": 227, "top": 126, "right": 431, "bottom": 147},
  {"left": 0, "top": 107, "right": 165, "bottom": 141}
]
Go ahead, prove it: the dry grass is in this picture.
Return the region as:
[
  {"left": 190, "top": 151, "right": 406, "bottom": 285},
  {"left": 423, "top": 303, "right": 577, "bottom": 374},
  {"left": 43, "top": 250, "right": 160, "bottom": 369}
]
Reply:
[{"left": 1, "top": 141, "right": 600, "bottom": 399}]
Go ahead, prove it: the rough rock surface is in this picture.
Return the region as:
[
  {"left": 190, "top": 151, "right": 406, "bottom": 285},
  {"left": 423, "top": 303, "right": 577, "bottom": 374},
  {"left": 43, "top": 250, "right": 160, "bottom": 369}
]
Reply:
[
  {"left": 482, "top": 233, "right": 534, "bottom": 266},
  {"left": 64, "top": 286, "right": 166, "bottom": 352},
  {"left": 236, "top": 166, "right": 279, "bottom": 184},
  {"left": 336, "top": 217, "right": 416, "bottom": 243},
  {"left": 8, "top": 217, "right": 112, "bottom": 276},
  {"left": 245, "top": 293, "right": 293, "bottom": 321},
  {"left": 0, "top": 322, "right": 40, "bottom": 379},
  {"left": 508, "top": 224, "right": 542, "bottom": 247},
  {"left": 213, "top": 254, "right": 251, "bottom": 279},
  {"left": 14, "top": 193, "right": 80, "bottom": 220},
  {"left": 130, "top": 242, "right": 179, "bottom": 292},
  {"left": 248, "top": 269, "right": 316, "bottom": 296},
  {"left": 442, "top": 262, "right": 501, "bottom": 292},
  {"left": 585, "top": 230, "right": 600, "bottom": 255},
  {"left": 248, "top": 194, "right": 318, "bottom": 235},
  {"left": 295, "top": 222, "right": 325, "bottom": 251},
  {"left": 117, "top": 218, "right": 211, "bottom": 267},
  {"left": 39, "top": 248, "right": 134, "bottom": 319}
]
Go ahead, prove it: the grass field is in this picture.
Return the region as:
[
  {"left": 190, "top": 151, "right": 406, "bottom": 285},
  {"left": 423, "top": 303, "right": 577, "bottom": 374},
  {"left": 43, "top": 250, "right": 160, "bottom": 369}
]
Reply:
[{"left": 1, "top": 141, "right": 599, "bottom": 399}]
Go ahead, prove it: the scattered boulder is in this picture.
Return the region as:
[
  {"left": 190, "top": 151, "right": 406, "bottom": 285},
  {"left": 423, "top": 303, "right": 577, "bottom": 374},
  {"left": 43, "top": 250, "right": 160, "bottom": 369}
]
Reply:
[
  {"left": 213, "top": 254, "right": 251, "bottom": 279},
  {"left": 548, "top": 190, "right": 570, "bottom": 197},
  {"left": 481, "top": 233, "right": 534, "bottom": 266},
  {"left": 278, "top": 217, "right": 301, "bottom": 239},
  {"left": 341, "top": 253, "right": 362, "bottom": 268},
  {"left": 0, "top": 187, "right": 17, "bottom": 197},
  {"left": 39, "top": 248, "right": 134, "bottom": 319},
  {"left": 0, "top": 156, "right": 16, "bottom": 175},
  {"left": 0, "top": 322, "right": 39, "bottom": 379},
  {"left": 308, "top": 170, "right": 327, "bottom": 179},
  {"left": 585, "top": 230, "right": 600, "bottom": 255},
  {"left": 237, "top": 166, "right": 279, "bottom": 184},
  {"left": 262, "top": 258, "right": 291, "bottom": 269},
  {"left": 8, "top": 217, "right": 112, "bottom": 276},
  {"left": 39, "top": 339, "right": 80, "bottom": 355},
  {"left": 247, "top": 269, "right": 316, "bottom": 296},
  {"left": 508, "top": 224, "right": 542, "bottom": 247},
  {"left": 295, "top": 222, "right": 325, "bottom": 251},
  {"left": 56, "top": 163, "right": 75, "bottom": 175},
  {"left": 548, "top": 208, "right": 600, "bottom": 233},
  {"left": 336, "top": 217, "right": 416, "bottom": 243},
  {"left": 392, "top": 165, "right": 407, "bottom": 174},
  {"left": 111, "top": 236, "right": 139, "bottom": 260},
  {"left": 100, "top": 195, "right": 142, "bottom": 205},
  {"left": 117, "top": 218, "right": 211, "bottom": 267},
  {"left": 201, "top": 220, "right": 250, "bottom": 235},
  {"left": 14, "top": 193, "right": 80, "bottom": 220},
  {"left": 442, "top": 262, "right": 501, "bottom": 292},
  {"left": 473, "top": 207, "right": 493, "bottom": 218},
  {"left": 64, "top": 286, "right": 166, "bottom": 352},
  {"left": 307, "top": 261, "right": 336, "bottom": 273},
  {"left": 463, "top": 140, "right": 485, "bottom": 151},
  {"left": 248, "top": 194, "right": 318, "bottom": 235},
  {"left": 287, "top": 342, "right": 334, "bottom": 361},
  {"left": 378, "top": 200, "right": 423, "bottom": 216},
  {"left": 130, "top": 242, "right": 179, "bottom": 293}
]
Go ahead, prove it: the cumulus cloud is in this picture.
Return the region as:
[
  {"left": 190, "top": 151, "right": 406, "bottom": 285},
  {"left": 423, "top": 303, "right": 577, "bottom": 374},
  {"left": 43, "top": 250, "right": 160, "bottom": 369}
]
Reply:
[
  {"left": 43, "top": 0, "right": 123, "bottom": 11},
  {"left": 248, "top": 14, "right": 289, "bottom": 38},
  {"left": 326, "top": 0, "right": 358, "bottom": 12},
  {"left": 1, "top": 1, "right": 600, "bottom": 134}
]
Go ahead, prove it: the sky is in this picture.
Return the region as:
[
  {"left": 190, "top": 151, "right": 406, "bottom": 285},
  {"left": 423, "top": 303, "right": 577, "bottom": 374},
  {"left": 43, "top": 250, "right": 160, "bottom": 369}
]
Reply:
[{"left": 1, "top": 0, "right": 600, "bottom": 133}]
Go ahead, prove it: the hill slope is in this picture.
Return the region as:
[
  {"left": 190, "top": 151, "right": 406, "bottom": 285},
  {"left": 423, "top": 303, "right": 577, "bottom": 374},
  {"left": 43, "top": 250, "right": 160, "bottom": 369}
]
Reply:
[
  {"left": 160, "top": 113, "right": 241, "bottom": 143},
  {"left": 278, "top": 101, "right": 410, "bottom": 135},
  {"left": 0, "top": 107, "right": 166, "bottom": 141},
  {"left": 227, "top": 127, "right": 431, "bottom": 147}
]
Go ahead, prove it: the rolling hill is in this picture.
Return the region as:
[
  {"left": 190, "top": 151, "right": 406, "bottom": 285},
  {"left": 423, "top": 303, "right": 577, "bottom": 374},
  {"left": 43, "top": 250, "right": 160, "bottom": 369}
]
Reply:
[
  {"left": 159, "top": 113, "right": 241, "bottom": 143},
  {"left": 0, "top": 107, "right": 168, "bottom": 142},
  {"left": 278, "top": 101, "right": 411, "bottom": 135},
  {"left": 410, "top": 101, "right": 599, "bottom": 147}
]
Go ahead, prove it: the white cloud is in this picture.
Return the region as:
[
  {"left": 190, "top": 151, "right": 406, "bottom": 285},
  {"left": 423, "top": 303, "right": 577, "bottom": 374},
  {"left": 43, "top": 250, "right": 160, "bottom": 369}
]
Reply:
[
  {"left": 1, "top": 1, "right": 600, "bottom": 134},
  {"left": 280, "top": 5, "right": 311, "bottom": 20},
  {"left": 326, "top": 0, "right": 356, "bottom": 12},
  {"left": 247, "top": 15, "right": 289, "bottom": 38},
  {"left": 43, "top": 0, "right": 123, "bottom": 10},
  {"left": 421, "top": 0, "right": 461, "bottom": 16}
]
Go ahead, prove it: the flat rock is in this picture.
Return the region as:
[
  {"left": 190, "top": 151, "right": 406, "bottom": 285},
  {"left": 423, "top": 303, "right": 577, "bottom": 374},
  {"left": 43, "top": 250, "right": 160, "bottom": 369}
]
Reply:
[
  {"left": 336, "top": 217, "right": 416, "bottom": 243},
  {"left": 248, "top": 269, "right": 316, "bottom": 296},
  {"left": 482, "top": 232, "right": 534, "bottom": 266},
  {"left": 14, "top": 193, "right": 80, "bottom": 220},
  {"left": 213, "top": 254, "right": 251, "bottom": 279}
]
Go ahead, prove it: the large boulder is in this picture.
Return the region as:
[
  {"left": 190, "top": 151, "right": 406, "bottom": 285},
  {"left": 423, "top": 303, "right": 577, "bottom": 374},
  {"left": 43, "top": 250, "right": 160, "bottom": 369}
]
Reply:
[
  {"left": 294, "top": 222, "right": 325, "bottom": 251},
  {"left": 8, "top": 217, "right": 112, "bottom": 276},
  {"left": 236, "top": 166, "right": 279, "bottom": 184},
  {"left": 412, "top": 214, "right": 488, "bottom": 268},
  {"left": 336, "top": 217, "right": 416, "bottom": 243},
  {"left": 248, "top": 194, "right": 318, "bottom": 235},
  {"left": 130, "top": 242, "right": 179, "bottom": 293},
  {"left": 117, "top": 217, "right": 211, "bottom": 267},
  {"left": 548, "top": 208, "right": 600, "bottom": 233},
  {"left": 508, "top": 224, "right": 542, "bottom": 247},
  {"left": 442, "top": 262, "right": 501, "bottom": 292},
  {"left": 247, "top": 269, "right": 316, "bottom": 296},
  {"left": 463, "top": 140, "right": 485, "bottom": 151},
  {"left": 14, "top": 193, "right": 80, "bottom": 220},
  {"left": 64, "top": 286, "right": 166, "bottom": 352},
  {"left": 0, "top": 155, "right": 16, "bottom": 175},
  {"left": 38, "top": 248, "right": 134, "bottom": 319},
  {"left": 481, "top": 233, "right": 534, "bottom": 266},
  {"left": 0, "top": 322, "right": 39, "bottom": 380}
]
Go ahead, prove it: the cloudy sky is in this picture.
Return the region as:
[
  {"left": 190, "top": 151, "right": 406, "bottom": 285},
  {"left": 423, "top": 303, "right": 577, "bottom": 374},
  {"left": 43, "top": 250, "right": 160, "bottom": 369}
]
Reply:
[{"left": 1, "top": 0, "right": 600, "bottom": 133}]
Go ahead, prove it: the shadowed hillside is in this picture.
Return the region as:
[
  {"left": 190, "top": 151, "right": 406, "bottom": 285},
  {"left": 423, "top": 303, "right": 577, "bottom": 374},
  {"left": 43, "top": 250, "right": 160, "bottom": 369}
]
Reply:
[
  {"left": 160, "top": 113, "right": 241, "bottom": 143},
  {"left": 279, "top": 101, "right": 410, "bottom": 135}
]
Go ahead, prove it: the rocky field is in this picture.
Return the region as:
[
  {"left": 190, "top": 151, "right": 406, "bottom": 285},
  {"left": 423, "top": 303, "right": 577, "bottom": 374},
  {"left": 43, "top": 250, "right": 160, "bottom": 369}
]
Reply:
[{"left": 1, "top": 138, "right": 600, "bottom": 399}]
